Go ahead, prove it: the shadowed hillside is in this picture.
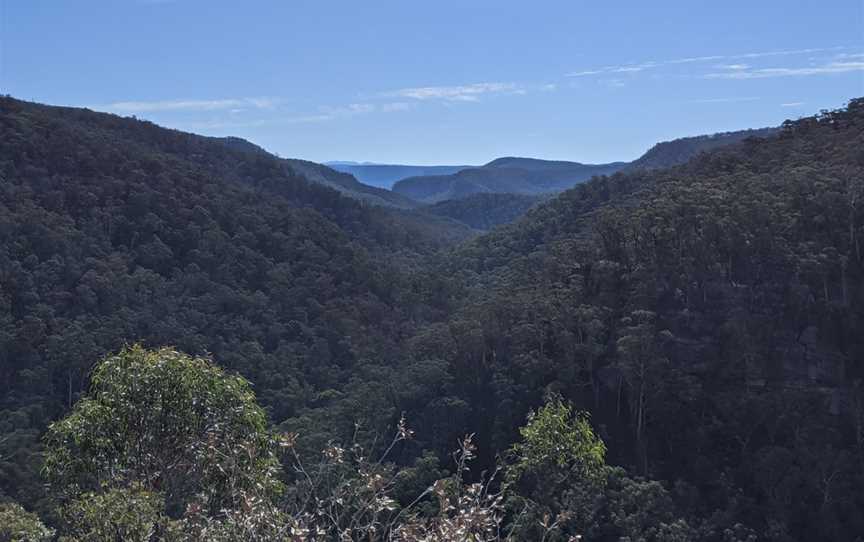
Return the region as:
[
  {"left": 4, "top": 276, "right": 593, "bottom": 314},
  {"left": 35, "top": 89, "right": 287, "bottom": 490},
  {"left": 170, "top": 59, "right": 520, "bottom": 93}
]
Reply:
[
  {"left": 416, "top": 99, "right": 864, "bottom": 540},
  {"left": 0, "top": 97, "right": 465, "bottom": 507}
]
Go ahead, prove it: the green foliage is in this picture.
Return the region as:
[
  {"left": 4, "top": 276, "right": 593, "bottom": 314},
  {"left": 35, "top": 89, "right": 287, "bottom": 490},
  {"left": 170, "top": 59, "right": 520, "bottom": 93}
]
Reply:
[
  {"left": 505, "top": 397, "right": 607, "bottom": 540},
  {"left": 0, "top": 502, "right": 53, "bottom": 542},
  {"left": 57, "top": 485, "right": 167, "bottom": 542},
  {"left": 508, "top": 397, "right": 606, "bottom": 482},
  {"left": 602, "top": 468, "right": 682, "bottom": 542},
  {"left": 43, "top": 346, "right": 281, "bottom": 518}
]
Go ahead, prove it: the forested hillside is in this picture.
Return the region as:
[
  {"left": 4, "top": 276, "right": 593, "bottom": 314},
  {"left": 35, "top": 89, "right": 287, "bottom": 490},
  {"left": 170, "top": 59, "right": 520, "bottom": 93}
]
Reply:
[
  {"left": 624, "top": 127, "right": 779, "bottom": 172},
  {"left": 421, "top": 192, "right": 543, "bottom": 230},
  {"left": 0, "top": 97, "right": 462, "bottom": 510},
  {"left": 1, "top": 96, "right": 863, "bottom": 541},
  {"left": 415, "top": 99, "right": 864, "bottom": 540}
]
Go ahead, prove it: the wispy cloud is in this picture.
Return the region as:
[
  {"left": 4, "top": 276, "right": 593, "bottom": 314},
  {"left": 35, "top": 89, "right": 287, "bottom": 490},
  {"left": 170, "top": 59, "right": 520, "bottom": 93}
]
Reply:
[
  {"left": 734, "top": 47, "right": 844, "bottom": 59},
  {"left": 611, "top": 66, "right": 649, "bottom": 73},
  {"left": 100, "top": 97, "right": 277, "bottom": 113},
  {"left": 705, "top": 60, "right": 864, "bottom": 79},
  {"left": 178, "top": 101, "right": 411, "bottom": 131},
  {"left": 566, "top": 46, "right": 848, "bottom": 78},
  {"left": 780, "top": 102, "right": 806, "bottom": 107},
  {"left": 665, "top": 55, "right": 726, "bottom": 65},
  {"left": 601, "top": 79, "right": 627, "bottom": 88},
  {"left": 385, "top": 82, "right": 522, "bottom": 102},
  {"left": 686, "top": 96, "right": 761, "bottom": 104},
  {"left": 567, "top": 69, "right": 606, "bottom": 77},
  {"left": 567, "top": 63, "right": 655, "bottom": 77},
  {"left": 316, "top": 102, "right": 414, "bottom": 118}
]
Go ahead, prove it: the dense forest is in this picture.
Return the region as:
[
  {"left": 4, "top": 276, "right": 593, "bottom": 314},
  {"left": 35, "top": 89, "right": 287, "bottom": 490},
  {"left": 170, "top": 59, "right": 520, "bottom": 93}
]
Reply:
[
  {"left": 421, "top": 193, "right": 544, "bottom": 231},
  {"left": 0, "top": 96, "right": 465, "bottom": 512},
  {"left": 423, "top": 102, "right": 864, "bottom": 540},
  {"left": 1, "top": 96, "right": 863, "bottom": 541}
]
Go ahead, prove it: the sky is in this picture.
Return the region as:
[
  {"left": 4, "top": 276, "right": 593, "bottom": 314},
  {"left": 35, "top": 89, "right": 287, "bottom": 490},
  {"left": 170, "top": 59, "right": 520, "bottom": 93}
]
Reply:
[{"left": 1, "top": 0, "right": 863, "bottom": 165}]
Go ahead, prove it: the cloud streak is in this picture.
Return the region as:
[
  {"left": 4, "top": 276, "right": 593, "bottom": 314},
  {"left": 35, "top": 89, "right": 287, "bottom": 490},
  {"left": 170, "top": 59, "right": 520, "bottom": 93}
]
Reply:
[
  {"left": 686, "top": 96, "right": 761, "bottom": 104},
  {"left": 385, "top": 82, "right": 522, "bottom": 102},
  {"left": 566, "top": 46, "right": 848, "bottom": 78},
  {"left": 101, "top": 97, "right": 278, "bottom": 113},
  {"left": 178, "top": 101, "right": 413, "bottom": 131},
  {"left": 705, "top": 60, "right": 864, "bottom": 79},
  {"left": 567, "top": 63, "right": 658, "bottom": 77}
]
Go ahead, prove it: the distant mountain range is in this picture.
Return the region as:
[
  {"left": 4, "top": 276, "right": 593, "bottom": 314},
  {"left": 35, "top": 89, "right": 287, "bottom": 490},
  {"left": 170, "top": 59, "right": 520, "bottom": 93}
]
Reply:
[
  {"left": 385, "top": 128, "right": 779, "bottom": 205},
  {"left": 392, "top": 157, "right": 628, "bottom": 203},
  {"left": 221, "top": 126, "right": 781, "bottom": 229},
  {"left": 325, "top": 162, "right": 472, "bottom": 189}
]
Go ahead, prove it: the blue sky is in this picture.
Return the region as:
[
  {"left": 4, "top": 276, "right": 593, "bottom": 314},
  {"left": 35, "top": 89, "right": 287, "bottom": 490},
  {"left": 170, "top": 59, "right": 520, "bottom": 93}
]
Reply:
[{"left": 2, "top": 0, "right": 862, "bottom": 165}]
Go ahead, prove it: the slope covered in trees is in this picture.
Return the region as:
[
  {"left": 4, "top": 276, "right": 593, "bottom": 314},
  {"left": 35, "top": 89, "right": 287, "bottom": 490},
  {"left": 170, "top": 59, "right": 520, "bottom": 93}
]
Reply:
[
  {"left": 623, "top": 127, "right": 779, "bottom": 172},
  {"left": 413, "top": 99, "right": 864, "bottom": 540},
  {"left": 218, "top": 136, "right": 421, "bottom": 208},
  {"left": 0, "top": 96, "right": 468, "bottom": 510},
  {"left": 421, "top": 192, "right": 544, "bottom": 230}
]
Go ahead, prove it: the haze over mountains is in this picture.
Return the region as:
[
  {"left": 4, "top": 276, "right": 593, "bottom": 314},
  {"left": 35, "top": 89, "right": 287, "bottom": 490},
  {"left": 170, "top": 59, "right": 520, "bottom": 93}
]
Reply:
[
  {"left": 204, "top": 125, "right": 780, "bottom": 239},
  {"left": 206, "top": 124, "right": 790, "bottom": 233},
  {"left": 207, "top": 124, "right": 793, "bottom": 234},
  {"left": 324, "top": 128, "right": 779, "bottom": 209},
  {"left": 325, "top": 162, "right": 472, "bottom": 189},
  {"left": 392, "top": 157, "right": 629, "bottom": 203}
]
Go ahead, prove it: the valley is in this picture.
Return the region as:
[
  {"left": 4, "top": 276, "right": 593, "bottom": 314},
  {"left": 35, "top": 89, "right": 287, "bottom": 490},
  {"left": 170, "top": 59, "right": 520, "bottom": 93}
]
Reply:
[{"left": 1, "top": 96, "right": 862, "bottom": 540}]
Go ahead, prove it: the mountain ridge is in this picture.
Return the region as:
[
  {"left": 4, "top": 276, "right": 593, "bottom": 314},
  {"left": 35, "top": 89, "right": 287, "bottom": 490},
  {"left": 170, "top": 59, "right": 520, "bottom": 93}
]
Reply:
[
  {"left": 326, "top": 162, "right": 473, "bottom": 189},
  {"left": 387, "top": 127, "right": 779, "bottom": 207},
  {"left": 392, "top": 158, "right": 628, "bottom": 203}
]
